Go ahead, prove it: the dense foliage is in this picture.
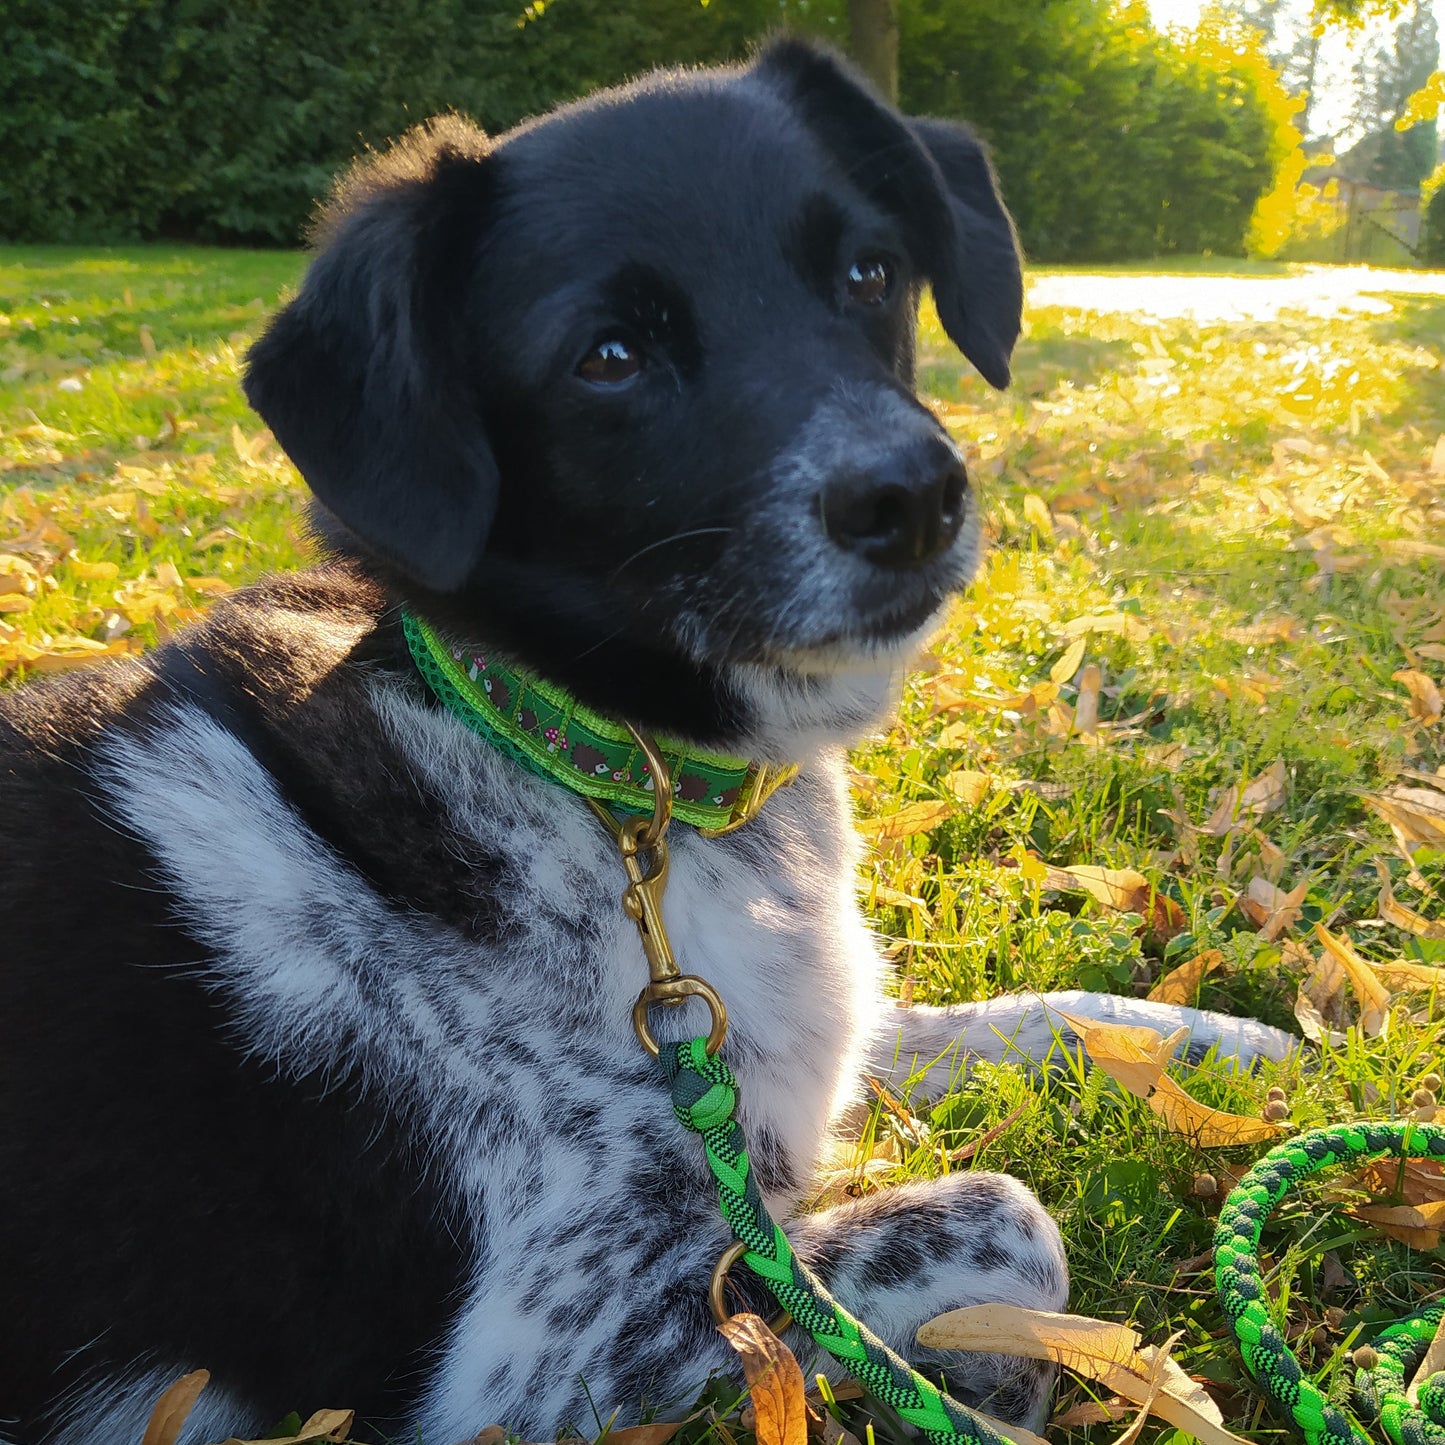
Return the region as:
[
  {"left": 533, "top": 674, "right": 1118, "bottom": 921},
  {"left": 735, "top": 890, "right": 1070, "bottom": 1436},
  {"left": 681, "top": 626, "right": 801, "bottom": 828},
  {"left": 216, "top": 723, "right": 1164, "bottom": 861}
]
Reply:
[{"left": 2, "top": 0, "right": 1292, "bottom": 261}]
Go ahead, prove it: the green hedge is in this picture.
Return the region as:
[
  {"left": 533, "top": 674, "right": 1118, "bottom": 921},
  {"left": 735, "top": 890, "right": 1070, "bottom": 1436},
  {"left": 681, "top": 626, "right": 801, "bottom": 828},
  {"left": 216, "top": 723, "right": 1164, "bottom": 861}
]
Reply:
[{"left": 2, "top": 0, "right": 1288, "bottom": 261}]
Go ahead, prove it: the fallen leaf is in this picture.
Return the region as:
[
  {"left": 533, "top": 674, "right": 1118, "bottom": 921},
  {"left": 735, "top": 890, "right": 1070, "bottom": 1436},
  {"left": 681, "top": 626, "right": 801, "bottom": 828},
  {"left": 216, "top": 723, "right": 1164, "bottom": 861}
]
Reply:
[
  {"left": 1052, "top": 1399, "right": 1130, "bottom": 1428},
  {"left": 1053, "top": 1010, "right": 1187, "bottom": 1097},
  {"left": 1147, "top": 949, "right": 1223, "bottom": 1005},
  {"left": 1239, "top": 876, "right": 1309, "bottom": 941},
  {"left": 1348, "top": 1200, "right": 1445, "bottom": 1250},
  {"left": 915, "top": 1306, "right": 1250, "bottom": 1445},
  {"left": 720, "top": 1313, "right": 808, "bottom": 1445},
  {"left": 1051, "top": 636, "right": 1087, "bottom": 686},
  {"left": 1023, "top": 492, "right": 1054, "bottom": 537},
  {"left": 1394, "top": 669, "right": 1443, "bottom": 727},
  {"left": 142, "top": 1370, "right": 210, "bottom": 1445},
  {"left": 943, "top": 770, "right": 992, "bottom": 806},
  {"left": 1064, "top": 865, "right": 1151, "bottom": 912},
  {"left": 1075, "top": 663, "right": 1102, "bottom": 737},
  {"left": 857, "top": 800, "right": 954, "bottom": 841},
  {"left": 1410, "top": 1313, "right": 1445, "bottom": 1404},
  {"left": 1146, "top": 1075, "right": 1283, "bottom": 1146},
  {"left": 1061, "top": 613, "right": 1152, "bottom": 644},
  {"left": 186, "top": 575, "right": 235, "bottom": 596},
  {"left": 1352, "top": 1155, "right": 1445, "bottom": 1208},
  {"left": 214, "top": 1408, "right": 355, "bottom": 1444},
  {"left": 1294, "top": 946, "right": 1350, "bottom": 1048},
  {"left": 1316, "top": 925, "right": 1390, "bottom": 1036},
  {"left": 600, "top": 1424, "right": 689, "bottom": 1445}
]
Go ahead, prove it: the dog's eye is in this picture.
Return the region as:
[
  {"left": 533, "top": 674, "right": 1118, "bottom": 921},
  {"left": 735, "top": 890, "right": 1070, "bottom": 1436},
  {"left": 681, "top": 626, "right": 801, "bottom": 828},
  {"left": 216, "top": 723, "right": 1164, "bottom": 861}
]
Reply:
[
  {"left": 577, "top": 338, "right": 643, "bottom": 386},
  {"left": 845, "top": 256, "right": 894, "bottom": 307}
]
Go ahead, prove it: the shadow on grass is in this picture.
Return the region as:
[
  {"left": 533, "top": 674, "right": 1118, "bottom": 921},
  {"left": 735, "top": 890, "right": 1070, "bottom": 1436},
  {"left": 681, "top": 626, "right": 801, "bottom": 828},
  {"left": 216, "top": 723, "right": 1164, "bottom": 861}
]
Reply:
[{"left": 1373, "top": 294, "right": 1445, "bottom": 437}]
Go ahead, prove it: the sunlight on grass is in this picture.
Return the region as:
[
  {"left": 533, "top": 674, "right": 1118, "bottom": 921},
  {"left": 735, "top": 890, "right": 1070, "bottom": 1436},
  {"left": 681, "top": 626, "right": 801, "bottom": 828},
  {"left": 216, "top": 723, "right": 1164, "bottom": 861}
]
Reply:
[{"left": 3, "top": 248, "right": 1445, "bottom": 1442}]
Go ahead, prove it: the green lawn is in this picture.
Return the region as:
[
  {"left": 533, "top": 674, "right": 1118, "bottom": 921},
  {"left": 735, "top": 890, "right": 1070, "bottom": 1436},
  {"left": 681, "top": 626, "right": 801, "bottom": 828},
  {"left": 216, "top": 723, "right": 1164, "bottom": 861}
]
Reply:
[{"left": 3, "top": 245, "right": 1445, "bottom": 1445}]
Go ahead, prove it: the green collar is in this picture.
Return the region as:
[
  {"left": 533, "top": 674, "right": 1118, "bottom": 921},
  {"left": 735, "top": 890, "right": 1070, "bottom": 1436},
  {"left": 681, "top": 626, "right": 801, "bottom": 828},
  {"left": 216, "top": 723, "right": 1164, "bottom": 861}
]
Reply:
[{"left": 403, "top": 612, "right": 784, "bottom": 832}]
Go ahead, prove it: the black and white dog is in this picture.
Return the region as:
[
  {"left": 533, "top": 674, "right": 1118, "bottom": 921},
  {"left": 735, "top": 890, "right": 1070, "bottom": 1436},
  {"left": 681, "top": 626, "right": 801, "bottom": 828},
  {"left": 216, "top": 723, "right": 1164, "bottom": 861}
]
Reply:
[{"left": 0, "top": 39, "right": 1293, "bottom": 1445}]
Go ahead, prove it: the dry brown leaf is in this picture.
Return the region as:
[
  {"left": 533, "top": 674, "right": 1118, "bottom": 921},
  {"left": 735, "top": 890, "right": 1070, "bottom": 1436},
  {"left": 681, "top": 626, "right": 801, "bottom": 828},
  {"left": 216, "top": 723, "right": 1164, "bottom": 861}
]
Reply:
[
  {"left": 1378, "top": 872, "right": 1445, "bottom": 940},
  {"left": 720, "top": 1313, "right": 808, "bottom": 1445},
  {"left": 973, "top": 1411, "right": 1050, "bottom": 1445},
  {"left": 1316, "top": 925, "right": 1390, "bottom": 1036},
  {"left": 1394, "top": 670, "right": 1444, "bottom": 727},
  {"left": 1367, "top": 787, "right": 1445, "bottom": 852},
  {"left": 915, "top": 1306, "right": 1250, "bottom": 1445},
  {"left": 1240, "top": 761, "right": 1288, "bottom": 815},
  {"left": 455, "top": 1428, "right": 507, "bottom": 1445},
  {"left": 1353, "top": 1156, "right": 1445, "bottom": 1207},
  {"left": 1052, "top": 1399, "right": 1130, "bottom": 1428},
  {"left": 601, "top": 1424, "right": 689, "bottom": 1445},
  {"left": 1409, "top": 1312, "right": 1445, "bottom": 1404},
  {"left": 1051, "top": 636, "right": 1088, "bottom": 686},
  {"left": 142, "top": 1370, "right": 211, "bottom": 1445},
  {"left": 1294, "top": 945, "right": 1350, "bottom": 1048},
  {"left": 1239, "top": 876, "right": 1309, "bottom": 942},
  {"left": 857, "top": 799, "right": 954, "bottom": 841},
  {"left": 1147, "top": 1075, "right": 1283, "bottom": 1146},
  {"left": 186, "top": 575, "right": 235, "bottom": 597},
  {"left": 1367, "top": 959, "right": 1445, "bottom": 992},
  {"left": 1053, "top": 1010, "right": 1186, "bottom": 1097},
  {"left": 944, "top": 770, "right": 992, "bottom": 806},
  {"left": 1147, "top": 949, "right": 1223, "bottom": 1005},
  {"left": 215, "top": 1408, "right": 356, "bottom": 1445},
  {"left": 1348, "top": 1200, "right": 1445, "bottom": 1250}
]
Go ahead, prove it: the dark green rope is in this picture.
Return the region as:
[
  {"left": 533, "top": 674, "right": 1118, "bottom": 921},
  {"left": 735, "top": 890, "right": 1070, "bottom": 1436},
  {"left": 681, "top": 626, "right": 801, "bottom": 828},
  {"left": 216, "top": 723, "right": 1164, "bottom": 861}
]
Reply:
[
  {"left": 662, "top": 1037, "right": 1016, "bottom": 1445},
  {"left": 1216, "top": 1122, "right": 1445, "bottom": 1445}
]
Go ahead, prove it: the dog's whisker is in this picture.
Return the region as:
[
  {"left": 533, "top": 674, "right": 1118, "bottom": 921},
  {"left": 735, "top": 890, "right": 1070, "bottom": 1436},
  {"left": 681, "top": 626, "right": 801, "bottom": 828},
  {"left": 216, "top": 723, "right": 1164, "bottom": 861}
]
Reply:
[{"left": 606, "top": 526, "right": 734, "bottom": 581}]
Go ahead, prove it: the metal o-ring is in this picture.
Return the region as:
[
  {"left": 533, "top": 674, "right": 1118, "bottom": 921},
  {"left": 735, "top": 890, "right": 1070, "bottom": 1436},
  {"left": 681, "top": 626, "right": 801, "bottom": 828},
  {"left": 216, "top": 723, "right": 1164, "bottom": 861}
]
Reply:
[
  {"left": 710, "top": 1241, "right": 792, "bottom": 1333},
  {"left": 632, "top": 976, "right": 729, "bottom": 1057}
]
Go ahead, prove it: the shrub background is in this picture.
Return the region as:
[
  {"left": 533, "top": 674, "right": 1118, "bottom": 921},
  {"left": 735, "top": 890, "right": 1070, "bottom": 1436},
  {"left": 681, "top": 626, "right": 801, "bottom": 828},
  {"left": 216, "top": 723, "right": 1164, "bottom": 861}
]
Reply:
[{"left": 1, "top": 0, "right": 1293, "bottom": 261}]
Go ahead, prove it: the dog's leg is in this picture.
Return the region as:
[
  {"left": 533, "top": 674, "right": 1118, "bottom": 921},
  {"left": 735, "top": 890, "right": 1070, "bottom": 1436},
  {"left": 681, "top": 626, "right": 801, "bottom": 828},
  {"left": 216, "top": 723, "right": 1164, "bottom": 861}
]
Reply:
[
  {"left": 866, "top": 990, "right": 1296, "bottom": 1098},
  {"left": 786, "top": 1170, "right": 1068, "bottom": 1430}
]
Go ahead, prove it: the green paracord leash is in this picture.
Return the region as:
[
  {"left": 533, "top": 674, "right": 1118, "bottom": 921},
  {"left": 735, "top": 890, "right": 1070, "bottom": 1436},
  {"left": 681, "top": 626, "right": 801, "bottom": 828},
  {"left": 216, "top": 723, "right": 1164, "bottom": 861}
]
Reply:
[
  {"left": 1217, "top": 1122, "right": 1445, "bottom": 1445},
  {"left": 662, "top": 1035, "right": 1015, "bottom": 1445}
]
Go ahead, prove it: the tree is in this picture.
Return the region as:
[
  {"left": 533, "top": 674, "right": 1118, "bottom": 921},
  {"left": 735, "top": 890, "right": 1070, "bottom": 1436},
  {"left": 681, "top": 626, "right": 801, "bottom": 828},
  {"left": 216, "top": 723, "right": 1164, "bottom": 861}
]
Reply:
[
  {"left": 1347, "top": 0, "right": 1439, "bottom": 188},
  {"left": 848, "top": 0, "right": 898, "bottom": 100}
]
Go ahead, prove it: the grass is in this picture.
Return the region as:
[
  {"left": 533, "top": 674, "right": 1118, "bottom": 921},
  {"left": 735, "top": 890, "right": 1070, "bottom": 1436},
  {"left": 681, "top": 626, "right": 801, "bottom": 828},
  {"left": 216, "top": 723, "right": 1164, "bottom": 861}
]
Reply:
[{"left": 3, "top": 245, "right": 1445, "bottom": 1445}]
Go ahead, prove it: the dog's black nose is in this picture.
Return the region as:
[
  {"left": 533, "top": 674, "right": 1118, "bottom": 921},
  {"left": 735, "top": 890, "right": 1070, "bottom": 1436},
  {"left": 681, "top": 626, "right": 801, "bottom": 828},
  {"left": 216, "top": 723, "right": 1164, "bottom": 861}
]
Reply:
[{"left": 821, "top": 438, "right": 968, "bottom": 569}]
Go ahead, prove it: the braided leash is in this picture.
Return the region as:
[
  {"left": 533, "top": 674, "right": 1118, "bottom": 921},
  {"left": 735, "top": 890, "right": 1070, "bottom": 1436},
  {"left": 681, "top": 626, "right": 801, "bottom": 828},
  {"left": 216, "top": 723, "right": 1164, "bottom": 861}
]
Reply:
[
  {"left": 1217, "top": 1122, "right": 1445, "bottom": 1445},
  {"left": 662, "top": 1036, "right": 1014, "bottom": 1445}
]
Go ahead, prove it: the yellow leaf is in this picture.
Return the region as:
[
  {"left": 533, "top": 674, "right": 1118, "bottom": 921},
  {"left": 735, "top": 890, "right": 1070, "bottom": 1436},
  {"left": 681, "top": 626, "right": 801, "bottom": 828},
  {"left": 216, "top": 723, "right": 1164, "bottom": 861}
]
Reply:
[
  {"left": 141, "top": 1370, "right": 211, "bottom": 1445},
  {"left": 187, "top": 575, "right": 235, "bottom": 596},
  {"left": 0, "top": 594, "right": 34, "bottom": 613},
  {"left": 915, "top": 1305, "right": 1251, "bottom": 1445},
  {"left": 1050, "top": 636, "right": 1087, "bottom": 686},
  {"left": 943, "top": 769, "right": 992, "bottom": 806},
  {"left": 1147, "top": 949, "right": 1223, "bottom": 1005},
  {"left": 1064, "top": 865, "right": 1151, "bottom": 913},
  {"left": 719, "top": 1313, "right": 808, "bottom": 1445},
  {"left": 1315, "top": 924, "right": 1390, "bottom": 1036},
  {"left": 1293, "top": 946, "right": 1349, "bottom": 1048},
  {"left": 1147, "top": 1075, "right": 1284, "bottom": 1146},
  {"left": 1061, "top": 613, "right": 1152, "bottom": 644},
  {"left": 1394, "top": 669, "right": 1444, "bottom": 726},
  {"left": 1023, "top": 492, "right": 1054, "bottom": 537},
  {"left": 1053, "top": 1010, "right": 1187, "bottom": 1098},
  {"left": 857, "top": 799, "right": 954, "bottom": 841},
  {"left": 67, "top": 557, "right": 120, "bottom": 580},
  {"left": 1377, "top": 868, "right": 1445, "bottom": 940}
]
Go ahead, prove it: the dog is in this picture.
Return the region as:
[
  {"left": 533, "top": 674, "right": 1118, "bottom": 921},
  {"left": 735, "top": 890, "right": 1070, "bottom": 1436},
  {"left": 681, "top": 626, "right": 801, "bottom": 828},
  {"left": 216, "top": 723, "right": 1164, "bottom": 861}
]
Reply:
[{"left": 0, "top": 38, "right": 1294, "bottom": 1445}]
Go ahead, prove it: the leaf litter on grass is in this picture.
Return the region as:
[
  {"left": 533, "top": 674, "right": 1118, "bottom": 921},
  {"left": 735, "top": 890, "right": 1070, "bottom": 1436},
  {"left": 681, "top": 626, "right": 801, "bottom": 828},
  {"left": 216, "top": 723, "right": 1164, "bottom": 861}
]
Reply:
[{"left": 10, "top": 255, "right": 1445, "bottom": 1442}]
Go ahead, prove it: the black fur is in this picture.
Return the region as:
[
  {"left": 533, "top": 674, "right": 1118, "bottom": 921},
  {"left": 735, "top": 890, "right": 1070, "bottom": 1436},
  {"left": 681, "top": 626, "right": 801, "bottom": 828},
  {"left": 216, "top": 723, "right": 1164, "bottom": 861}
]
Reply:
[{"left": 0, "top": 37, "right": 1045, "bottom": 1444}]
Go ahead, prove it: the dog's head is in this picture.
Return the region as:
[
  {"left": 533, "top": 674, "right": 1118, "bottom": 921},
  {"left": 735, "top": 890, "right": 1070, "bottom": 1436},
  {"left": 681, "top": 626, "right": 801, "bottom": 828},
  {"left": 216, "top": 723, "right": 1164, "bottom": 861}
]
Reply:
[{"left": 244, "top": 38, "right": 1021, "bottom": 756}]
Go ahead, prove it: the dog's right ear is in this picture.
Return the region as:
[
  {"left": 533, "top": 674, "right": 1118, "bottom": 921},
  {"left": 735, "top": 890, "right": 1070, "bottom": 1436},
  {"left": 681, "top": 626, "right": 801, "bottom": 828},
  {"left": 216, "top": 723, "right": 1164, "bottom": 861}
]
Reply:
[{"left": 244, "top": 120, "right": 498, "bottom": 592}]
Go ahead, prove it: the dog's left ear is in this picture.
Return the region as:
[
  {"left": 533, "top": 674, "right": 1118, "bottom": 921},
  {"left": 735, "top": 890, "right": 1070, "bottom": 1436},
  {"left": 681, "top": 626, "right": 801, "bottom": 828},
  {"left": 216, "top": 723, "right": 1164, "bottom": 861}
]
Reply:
[{"left": 754, "top": 39, "right": 1022, "bottom": 389}]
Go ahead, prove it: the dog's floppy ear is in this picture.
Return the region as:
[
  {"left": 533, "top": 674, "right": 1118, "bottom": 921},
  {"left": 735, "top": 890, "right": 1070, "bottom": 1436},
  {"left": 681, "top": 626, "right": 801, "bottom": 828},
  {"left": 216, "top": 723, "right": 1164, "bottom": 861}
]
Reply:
[
  {"left": 244, "top": 119, "right": 498, "bottom": 591},
  {"left": 754, "top": 39, "right": 1021, "bottom": 389}
]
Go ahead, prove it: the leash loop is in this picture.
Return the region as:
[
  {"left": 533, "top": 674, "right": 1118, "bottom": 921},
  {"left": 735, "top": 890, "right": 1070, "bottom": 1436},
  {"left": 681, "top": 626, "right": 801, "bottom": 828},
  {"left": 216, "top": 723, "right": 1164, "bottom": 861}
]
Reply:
[
  {"left": 1217, "top": 1122, "right": 1445, "bottom": 1445},
  {"left": 632, "top": 976, "right": 729, "bottom": 1058}
]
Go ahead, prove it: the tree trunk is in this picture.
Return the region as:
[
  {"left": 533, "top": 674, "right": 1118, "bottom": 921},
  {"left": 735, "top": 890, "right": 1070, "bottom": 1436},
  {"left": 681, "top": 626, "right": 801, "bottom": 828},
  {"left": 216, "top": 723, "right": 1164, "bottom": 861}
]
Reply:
[{"left": 848, "top": 0, "right": 898, "bottom": 103}]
